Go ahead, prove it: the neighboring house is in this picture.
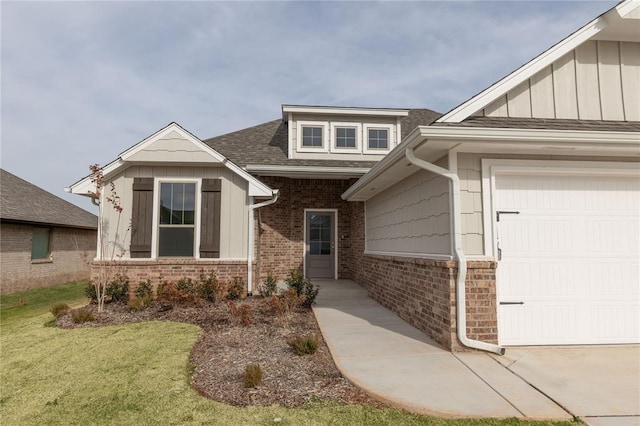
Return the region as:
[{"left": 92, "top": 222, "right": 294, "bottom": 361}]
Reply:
[
  {"left": 0, "top": 169, "right": 97, "bottom": 294},
  {"left": 68, "top": 1, "right": 639, "bottom": 352}
]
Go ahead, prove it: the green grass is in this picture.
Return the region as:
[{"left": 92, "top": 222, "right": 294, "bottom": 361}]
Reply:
[{"left": 0, "top": 282, "right": 579, "bottom": 425}]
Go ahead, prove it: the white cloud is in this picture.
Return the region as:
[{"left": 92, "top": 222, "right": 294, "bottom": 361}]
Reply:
[{"left": 0, "top": 0, "right": 616, "bottom": 212}]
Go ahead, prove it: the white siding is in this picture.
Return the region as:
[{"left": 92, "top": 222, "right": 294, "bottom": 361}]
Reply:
[
  {"left": 458, "top": 153, "right": 640, "bottom": 256},
  {"left": 365, "top": 168, "right": 451, "bottom": 257},
  {"left": 480, "top": 41, "right": 640, "bottom": 121},
  {"left": 125, "top": 130, "right": 222, "bottom": 164},
  {"left": 100, "top": 165, "right": 248, "bottom": 260}
]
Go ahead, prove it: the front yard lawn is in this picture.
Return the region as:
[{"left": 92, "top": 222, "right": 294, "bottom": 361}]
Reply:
[{"left": 0, "top": 282, "right": 579, "bottom": 425}]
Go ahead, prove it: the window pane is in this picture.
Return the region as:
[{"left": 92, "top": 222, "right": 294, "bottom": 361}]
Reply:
[
  {"left": 320, "top": 242, "right": 331, "bottom": 255},
  {"left": 159, "top": 228, "right": 194, "bottom": 257},
  {"left": 302, "top": 126, "right": 322, "bottom": 147},
  {"left": 321, "top": 228, "right": 331, "bottom": 242},
  {"left": 32, "top": 228, "right": 50, "bottom": 260},
  {"left": 310, "top": 242, "right": 321, "bottom": 255},
  {"left": 368, "top": 129, "right": 388, "bottom": 149},
  {"left": 160, "top": 183, "right": 196, "bottom": 225}
]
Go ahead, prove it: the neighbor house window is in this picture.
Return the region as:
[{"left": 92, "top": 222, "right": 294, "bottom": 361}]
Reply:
[
  {"left": 31, "top": 227, "right": 51, "bottom": 260},
  {"left": 158, "top": 182, "right": 196, "bottom": 257},
  {"left": 302, "top": 126, "right": 323, "bottom": 147},
  {"left": 367, "top": 128, "right": 389, "bottom": 150},
  {"left": 335, "top": 127, "right": 356, "bottom": 148}
]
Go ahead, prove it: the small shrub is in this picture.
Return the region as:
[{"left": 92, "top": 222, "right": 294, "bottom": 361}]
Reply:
[
  {"left": 157, "top": 281, "right": 199, "bottom": 305},
  {"left": 284, "top": 269, "right": 305, "bottom": 296},
  {"left": 50, "top": 303, "right": 70, "bottom": 318},
  {"left": 287, "top": 335, "right": 319, "bottom": 356},
  {"left": 284, "top": 269, "right": 319, "bottom": 307},
  {"left": 226, "top": 277, "right": 245, "bottom": 300},
  {"left": 106, "top": 273, "right": 129, "bottom": 303},
  {"left": 176, "top": 277, "right": 197, "bottom": 295},
  {"left": 72, "top": 309, "right": 95, "bottom": 324},
  {"left": 134, "top": 279, "right": 153, "bottom": 299},
  {"left": 242, "top": 363, "right": 263, "bottom": 388},
  {"left": 227, "top": 301, "right": 253, "bottom": 326},
  {"left": 85, "top": 281, "right": 97, "bottom": 304},
  {"left": 258, "top": 273, "right": 278, "bottom": 297},
  {"left": 198, "top": 272, "right": 227, "bottom": 302}
]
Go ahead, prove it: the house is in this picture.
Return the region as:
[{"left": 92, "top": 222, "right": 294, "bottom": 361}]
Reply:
[
  {"left": 0, "top": 169, "right": 98, "bottom": 294},
  {"left": 343, "top": 0, "right": 640, "bottom": 352},
  {"left": 68, "top": 0, "right": 639, "bottom": 352}
]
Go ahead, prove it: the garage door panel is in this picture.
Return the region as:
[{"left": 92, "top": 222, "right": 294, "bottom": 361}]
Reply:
[{"left": 496, "top": 172, "right": 640, "bottom": 346}]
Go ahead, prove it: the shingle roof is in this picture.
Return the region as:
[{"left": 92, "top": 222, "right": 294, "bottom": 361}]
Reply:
[
  {"left": 203, "top": 108, "right": 441, "bottom": 168},
  {"left": 433, "top": 116, "right": 640, "bottom": 132},
  {"left": 0, "top": 169, "right": 98, "bottom": 229}
]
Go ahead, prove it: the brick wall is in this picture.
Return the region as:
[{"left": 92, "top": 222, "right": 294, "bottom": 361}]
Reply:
[
  {"left": 255, "top": 176, "right": 363, "bottom": 283},
  {"left": 0, "top": 223, "right": 96, "bottom": 294},
  {"left": 349, "top": 203, "right": 498, "bottom": 351},
  {"left": 90, "top": 259, "right": 252, "bottom": 296}
]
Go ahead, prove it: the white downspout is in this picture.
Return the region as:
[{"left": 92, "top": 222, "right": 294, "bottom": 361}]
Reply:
[
  {"left": 247, "top": 190, "right": 280, "bottom": 295},
  {"left": 405, "top": 148, "right": 504, "bottom": 355}
]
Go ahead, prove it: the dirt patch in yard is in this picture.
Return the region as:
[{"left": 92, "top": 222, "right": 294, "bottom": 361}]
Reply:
[{"left": 57, "top": 296, "right": 386, "bottom": 408}]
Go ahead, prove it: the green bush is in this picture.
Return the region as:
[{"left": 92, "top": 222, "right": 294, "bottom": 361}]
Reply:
[
  {"left": 258, "top": 273, "right": 278, "bottom": 297},
  {"left": 242, "top": 363, "right": 263, "bottom": 388},
  {"left": 226, "top": 277, "right": 245, "bottom": 300},
  {"left": 106, "top": 273, "right": 129, "bottom": 303},
  {"left": 72, "top": 309, "right": 95, "bottom": 324},
  {"left": 198, "top": 273, "right": 227, "bottom": 302},
  {"left": 134, "top": 280, "right": 153, "bottom": 299},
  {"left": 85, "top": 281, "right": 97, "bottom": 304},
  {"left": 284, "top": 269, "right": 319, "bottom": 307},
  {"left": 50, "top": 303, "right": 70, "bottom": 318},
  {"left": 176, "top": 277, "right": 197, "bottom": 294},
  {"left": 287, "top": 335, "right": 319, "bottom": 356}
]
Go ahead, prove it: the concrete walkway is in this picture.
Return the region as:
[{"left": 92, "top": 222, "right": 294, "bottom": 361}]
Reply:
[{"left": 311, "top": 279, "right": 573, "bottom": 419}]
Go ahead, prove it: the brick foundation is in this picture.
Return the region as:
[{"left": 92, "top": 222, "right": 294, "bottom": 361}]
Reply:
[{"left": 90, "top": 259, "right": 253, "bottom": 296}]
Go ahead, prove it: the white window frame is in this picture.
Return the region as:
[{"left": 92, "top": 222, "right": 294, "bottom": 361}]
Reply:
[
  {"left": 363, "top": 123, "right": 394, "bottom": 154},
  {"left": 330, "top": 122, "right": 361, "bottom": 152},
  {"left": 151, "top": 178, "right": 201, "bottom": 259},
  {"left": 297, "top": 121, "right": 329, "bottom": 153}
]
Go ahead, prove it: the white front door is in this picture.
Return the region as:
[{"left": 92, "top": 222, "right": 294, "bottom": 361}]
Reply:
[{"left": 495, "top": 172, "right": 640, "bottom": 346}]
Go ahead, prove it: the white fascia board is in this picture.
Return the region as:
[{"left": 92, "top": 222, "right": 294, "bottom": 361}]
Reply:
[
  {"left": 246, "top": 164, "right": 370, "bottom": 178},
  {"left": 616, "top": 0, "right": 640, "bottom": 18},
  {"left": 66, "top": 159, "right": 127, "bottom": 196},
  {"left": 436, "top": 8, "right": 610, "bottom": 123},
  {"left": 342, "top": 125, "right": 640, "bottom": 201},
  {"left": 282, "top": 105, "right": 409, "bottom": 120}
]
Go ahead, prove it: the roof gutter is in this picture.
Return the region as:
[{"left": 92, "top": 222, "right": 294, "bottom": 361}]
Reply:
[
  {"left": 405, "top": 147, "right": 505, "bottom": 355},
  {"left": 247, "top": 190, "right": 280, "bottom": 295}
]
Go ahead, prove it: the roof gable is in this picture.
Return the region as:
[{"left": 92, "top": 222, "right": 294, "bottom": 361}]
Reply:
[
  {"left": 437, "top": 0, "right": 640, "bottom": 123},
  {"left": 1, "top": 169, "right": 97, "bottom": 229},
  {"left": 68, "top": 123, "right": 274, "bottom": 198}
]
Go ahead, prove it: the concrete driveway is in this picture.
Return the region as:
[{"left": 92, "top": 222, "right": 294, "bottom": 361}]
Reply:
[{"left": 492, "top": 345, "right": 640, "bottom": 425}]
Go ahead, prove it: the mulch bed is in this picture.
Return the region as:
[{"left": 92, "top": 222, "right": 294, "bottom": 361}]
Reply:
[{"left": 57, "top": 296, "right": 386, "bottom": 408}]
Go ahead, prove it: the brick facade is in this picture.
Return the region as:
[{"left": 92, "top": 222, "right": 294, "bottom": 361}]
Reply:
[
  {"left": 254, "top": 176, "right": 363, "bottom": 283},
  {"left": 0, "top": 223, "right": 96, "bottom": 294},
  {"left": 349, "top": 203, "right": 498, "bottom": 351},
  {"left": 90, "top": 259, "right": 252, "bottom": 296}
]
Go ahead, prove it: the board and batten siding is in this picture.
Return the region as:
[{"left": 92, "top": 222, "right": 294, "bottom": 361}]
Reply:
[
  {"left": 100, "top": 165, "right": 249, "bottom": 260},
  {"left": 365, "top": 168, "right": 451, "bottom": 257},
  {"left": 457, "top": 153, "right": 640, "bottom": 256},
  {"left": 481, "top": 41, "right": 640, "bottom": 120}
]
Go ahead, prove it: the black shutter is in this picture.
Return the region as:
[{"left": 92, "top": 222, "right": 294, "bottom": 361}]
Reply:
[
  {"left": 130, "top": 178, "right": 154, "bottom": 258},
  {"left": 200, "top": 179, "right": 221, "bottom": 258}
]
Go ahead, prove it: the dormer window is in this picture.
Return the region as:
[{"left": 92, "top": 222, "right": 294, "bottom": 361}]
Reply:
[
  {"left": 336, "top": 127, "right": 356, "bottom": 148},
  {"left": 363, "top": 123, "right": 394, "bottom": 153},
  {"left": 302, "top": 126, "right": 323, "bottom": 147}
]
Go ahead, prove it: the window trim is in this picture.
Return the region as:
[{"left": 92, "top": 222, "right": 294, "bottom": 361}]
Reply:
[
  {"left": 151, "top": 178, "right": 201, "bottom": 259},
  {"left": 297, "top": 121, "right": 329, "bottom": 153},
  {"left": 330, "top": 122, "right": 362, "bottom": 152},
  {"left": 363, "top": 123, "right": 394, "bottom": 154}
]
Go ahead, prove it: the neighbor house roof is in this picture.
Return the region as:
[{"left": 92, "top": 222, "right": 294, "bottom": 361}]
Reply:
[
  {"left": 1, "top": 169, "right": 98, "bottom": 229},
  {"left": 202, "top": 108, "right": 441, "bottom": 168}
]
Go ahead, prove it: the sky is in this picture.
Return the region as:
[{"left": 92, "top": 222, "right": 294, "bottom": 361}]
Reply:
[{"left": 1, "top": 0, "right": 617, "bottom": 214}]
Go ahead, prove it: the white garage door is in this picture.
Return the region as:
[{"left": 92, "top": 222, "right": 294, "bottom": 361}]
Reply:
[{"left": 495, "top": 172, "right": 640, "bottom": 346}]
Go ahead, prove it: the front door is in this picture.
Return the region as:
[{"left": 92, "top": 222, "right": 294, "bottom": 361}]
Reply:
[{"left": 305, "top": 211, "right": 336, "bottom": 278}]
